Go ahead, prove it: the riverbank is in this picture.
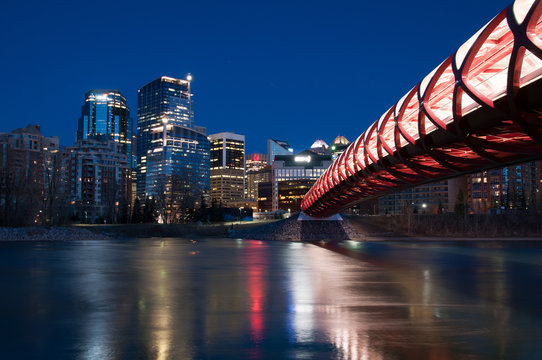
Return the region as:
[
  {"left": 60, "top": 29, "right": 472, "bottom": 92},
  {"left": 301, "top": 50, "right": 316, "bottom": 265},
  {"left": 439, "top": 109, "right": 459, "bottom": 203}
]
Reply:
[
  {"left": 78, "top": 220, "right": 277, "bottom": 238},
  {"left": 0, "top": 220, "right": 278, "bottom": 241},
  {"left": 3, "top": 214, "right": 542, "bottom": 242}
]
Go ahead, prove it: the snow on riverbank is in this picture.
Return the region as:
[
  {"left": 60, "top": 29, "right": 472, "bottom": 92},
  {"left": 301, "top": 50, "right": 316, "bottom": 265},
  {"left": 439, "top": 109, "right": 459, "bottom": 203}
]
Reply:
[{"left": 0, "top": 227, "right": 111, "bottom": 241}]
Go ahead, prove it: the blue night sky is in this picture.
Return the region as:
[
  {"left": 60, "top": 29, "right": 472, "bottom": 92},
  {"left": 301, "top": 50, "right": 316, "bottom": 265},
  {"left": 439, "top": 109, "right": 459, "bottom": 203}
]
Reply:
[{"left": 0, "top": 0, "right": 511, "bottom": 154}]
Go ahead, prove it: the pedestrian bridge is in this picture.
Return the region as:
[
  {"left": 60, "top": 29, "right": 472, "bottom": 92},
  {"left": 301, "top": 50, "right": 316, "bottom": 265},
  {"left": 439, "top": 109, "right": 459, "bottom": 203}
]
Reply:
[{"left": 302, "top": 0, "right": 542, "bottom": 218}]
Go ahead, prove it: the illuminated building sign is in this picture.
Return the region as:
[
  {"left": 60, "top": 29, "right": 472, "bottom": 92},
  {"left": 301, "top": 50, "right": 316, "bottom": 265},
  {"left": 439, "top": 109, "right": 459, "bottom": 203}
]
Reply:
[{"left": 294, "top": 155, "right": 311, "bottom": 163}]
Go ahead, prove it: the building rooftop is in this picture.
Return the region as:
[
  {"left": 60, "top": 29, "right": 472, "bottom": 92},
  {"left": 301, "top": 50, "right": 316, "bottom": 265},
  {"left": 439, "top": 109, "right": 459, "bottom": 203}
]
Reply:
[
  {"left": 310, "top": 139, "right": 329, "bottom": 149},
  {"left": 331, "top": 135, "right": 350, "bottom": 146}
]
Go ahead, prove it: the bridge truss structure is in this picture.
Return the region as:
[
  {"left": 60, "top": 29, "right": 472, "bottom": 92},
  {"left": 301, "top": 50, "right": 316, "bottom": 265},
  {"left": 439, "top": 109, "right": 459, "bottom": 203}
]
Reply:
[{"left": 302, "top": 0, "right": 542, "bottom": 217}]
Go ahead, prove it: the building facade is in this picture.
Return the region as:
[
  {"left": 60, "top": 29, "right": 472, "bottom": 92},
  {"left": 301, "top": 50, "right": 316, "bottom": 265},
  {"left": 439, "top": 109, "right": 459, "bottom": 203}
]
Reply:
[
  {"left": 247, "top": 165, "right": 272, "bottom": 202},
  {"left": 267, "top": 139, "right": 293, "bottom": 165},
  {"left": 246, "top": 153, "right": 267, "bottom": 173},
  {"left": 136, "top": 76, "right": 210, "bottom": 220},
  {"left": 257, "top": 180, "right": 273, "bottom": 212},
  {"left": 467, "top": 161, "right": 542, "bottom": 213},
  {"left": 77, "top": 90, "right": 132, "bottom": 164},
  {"left": 60, "top": 135, "right": 129, "bottom": 223},
  {"left": 246, "top": 152, "right": 269, "bottom": 203},
  {"left": 272, "top": 152, "right": 332, "bottom": 212},
  {"left": 209, "top": 132, "right": 245, "bottom": 207},
  {"left": 0, "top": 125, "right": 59, "bottom": 225},
  {"left": 378, "top": 177, "right": 466, "bottom": 215}
]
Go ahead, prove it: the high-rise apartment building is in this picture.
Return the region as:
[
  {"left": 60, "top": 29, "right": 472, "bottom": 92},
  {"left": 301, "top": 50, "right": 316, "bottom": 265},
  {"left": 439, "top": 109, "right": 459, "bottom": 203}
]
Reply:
[
  {"left": 59, "top": 135, "right": 129, "bottom": 223},
  {"left": 0, "top": 125, "right": 59, "bottom": 225},
  {"left": 209, "top": 132, "right": 245, "bottom": 206},
  {"left": 136, "top": 76, "right": 210, "bottom": 222},
  {"left": 267, "top": 139, "right": 293, "bottom": 165},
  {"left": 77, "top": 90, "right": 132, "bottom": 165}
]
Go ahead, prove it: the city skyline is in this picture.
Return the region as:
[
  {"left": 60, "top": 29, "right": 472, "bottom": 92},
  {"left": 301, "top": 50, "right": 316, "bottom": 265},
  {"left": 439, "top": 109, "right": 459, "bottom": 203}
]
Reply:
[
  {"left": 0, "top": 0, "right": 511, "bottom": 154},
  {"left": 3, "top": 2, "right": 542, "bottom": 358}
]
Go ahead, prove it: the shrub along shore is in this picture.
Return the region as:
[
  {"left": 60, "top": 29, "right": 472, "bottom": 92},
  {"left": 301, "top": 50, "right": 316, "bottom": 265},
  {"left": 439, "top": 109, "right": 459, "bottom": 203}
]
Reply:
[{"left": 346, "top": 213, "right": 542, "bottom": 239}]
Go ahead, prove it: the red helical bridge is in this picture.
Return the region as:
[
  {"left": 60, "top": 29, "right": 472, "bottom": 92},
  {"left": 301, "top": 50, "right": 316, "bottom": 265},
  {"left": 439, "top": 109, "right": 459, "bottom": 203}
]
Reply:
[{"left": 302, "top": 0, "right": 542, "bottom": 218}]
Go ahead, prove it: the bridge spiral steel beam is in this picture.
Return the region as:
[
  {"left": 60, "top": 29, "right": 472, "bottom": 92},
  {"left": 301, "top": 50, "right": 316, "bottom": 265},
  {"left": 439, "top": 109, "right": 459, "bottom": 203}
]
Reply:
[{"left": 302, "top": 0, "right": 542, "bottom": 217}]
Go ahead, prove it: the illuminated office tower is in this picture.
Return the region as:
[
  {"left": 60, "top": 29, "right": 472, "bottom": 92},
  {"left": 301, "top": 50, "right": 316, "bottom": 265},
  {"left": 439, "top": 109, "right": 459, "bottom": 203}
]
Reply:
[
  {"left": 209, "top": 132, "right": 245, "bottom": 206},
  {"left": 136, "top": 76, "right": 210, "bottom": 221},
  {"left": 246, "top": 153, "right": 268, "bottom": 201},
  {"left": 77, "top": 90, "right": 132, "bottom": 164},
  {"left": 271, "top": 151, "right": 332, "bottom": 212},
  {"left": 246, "top": 153, "right": 267, "bottom": 173}
]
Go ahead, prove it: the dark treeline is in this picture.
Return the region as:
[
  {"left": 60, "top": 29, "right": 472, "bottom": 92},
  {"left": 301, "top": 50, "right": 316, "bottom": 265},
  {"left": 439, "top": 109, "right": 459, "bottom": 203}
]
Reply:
[
  {"left": 0, "top": 175, "right": 252, "bottom": 226},
  {"left": 0, "top": 159, "right": 69, "bottom": 227},
  {"left": 130, "top": 197, "right": 252, "bottom": 225}
]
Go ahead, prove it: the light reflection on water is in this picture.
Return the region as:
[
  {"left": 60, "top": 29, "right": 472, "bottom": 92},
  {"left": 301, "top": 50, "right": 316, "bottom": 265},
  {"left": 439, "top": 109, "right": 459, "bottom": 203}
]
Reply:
[{"left": 1, "top": 239, "right": 542, "bottom": 359}]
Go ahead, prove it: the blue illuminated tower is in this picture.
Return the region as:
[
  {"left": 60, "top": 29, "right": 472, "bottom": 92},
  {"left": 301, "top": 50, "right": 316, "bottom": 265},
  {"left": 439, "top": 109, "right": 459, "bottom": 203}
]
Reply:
[
  {"left": 77, "top": 90, "right": 133, "bottom": 167},
  {"left": 136, "top": 76, "right": 210, "bottom": 217}
]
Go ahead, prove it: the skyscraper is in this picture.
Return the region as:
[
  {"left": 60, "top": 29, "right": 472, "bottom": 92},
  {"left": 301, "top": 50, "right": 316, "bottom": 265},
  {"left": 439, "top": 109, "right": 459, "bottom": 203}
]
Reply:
[
  {"left": 136, "top": 76, "right": 210, "bottom": 222},
  {"left": 77, "top": 90, "right": 132, "bottom": 164},
  {"left": 209, "top": 132, "right": 245, "bottom": 206},
  {"left": 267, "top": 139, "right": 293, "bottom": 165},
  {"left": 246, "top": 153, "right": 269, "bottom": 202},
  {"left": 246, "top": 153, "right": 267, "bottom": 173},
  {"left": 271, "top": 151, "right": 332, "bottom": 212}
]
